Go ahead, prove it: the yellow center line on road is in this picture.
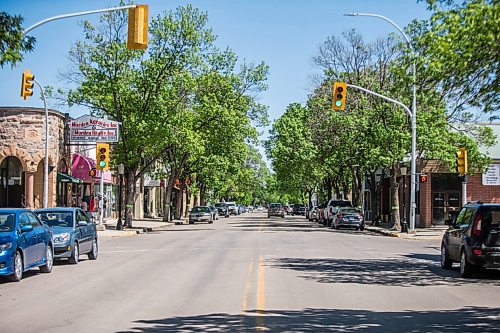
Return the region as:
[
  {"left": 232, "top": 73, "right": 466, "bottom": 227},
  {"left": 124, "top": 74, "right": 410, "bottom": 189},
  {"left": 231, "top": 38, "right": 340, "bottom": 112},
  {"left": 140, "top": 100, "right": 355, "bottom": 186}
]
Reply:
[
  {"left": 241, "top": 256, "right": 255, "bottom": 316},
  {"left": 256, "top": 255, "right": 266, "bottom": 331}
]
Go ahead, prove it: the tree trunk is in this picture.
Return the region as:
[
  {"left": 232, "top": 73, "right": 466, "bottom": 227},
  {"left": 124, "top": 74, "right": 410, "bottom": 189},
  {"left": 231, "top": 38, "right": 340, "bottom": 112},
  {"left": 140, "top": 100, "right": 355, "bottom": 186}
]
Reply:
[
  {"left": 390, "top": 165, "right": 401, "bottom": 230},
  {"left": 174, "top": 192, "right": 182, "bottom": 219},
  {"left": 369, "top": 173, "right": 380, "bottom": 225},
  {"left": 125, "top": 166, "right": 137, "bottom": 228},
  {"left": 163, "top": 173, "right": 175, "bottom": 222}
]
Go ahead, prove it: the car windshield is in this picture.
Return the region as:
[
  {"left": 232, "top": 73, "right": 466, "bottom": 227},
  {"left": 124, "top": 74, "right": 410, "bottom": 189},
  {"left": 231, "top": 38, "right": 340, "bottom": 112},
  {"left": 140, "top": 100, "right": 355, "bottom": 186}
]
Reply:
[
  {"left": 270, "top": 204, "right": 281, "bottom": 208},
  {"left": 36, "top": 211, "right": 74, "bottom": 227},
  {"left": 227, "top": 203, "right": 236, "bottom": 207},
  {"left": 215, "top": 203, "right": 226, "bottom": 207},
  {"left": 0, "top": 213, "right": 16, "bottom": 232},
  {"left": 331, "top": 201, "right": 351, "bottom": 207},
  {"left": 191, "top": 207, "right": 210, "bottom": 213}
]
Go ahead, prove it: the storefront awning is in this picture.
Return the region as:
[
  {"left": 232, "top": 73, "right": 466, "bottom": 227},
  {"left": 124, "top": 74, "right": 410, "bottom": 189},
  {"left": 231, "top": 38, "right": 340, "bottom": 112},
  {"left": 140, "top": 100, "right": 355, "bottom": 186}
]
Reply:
[
  {"left": 72, "top": 153, "right": 113, "bottom": 184},
  {"left": 57, "top": 172, "right": 83, "bottom": 184}
]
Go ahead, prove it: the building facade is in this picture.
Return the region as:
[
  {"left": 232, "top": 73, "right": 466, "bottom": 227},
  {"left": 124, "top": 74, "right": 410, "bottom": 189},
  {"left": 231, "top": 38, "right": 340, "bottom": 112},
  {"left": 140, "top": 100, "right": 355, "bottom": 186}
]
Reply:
[{"left": 0, "top": 107, "right": 69, "bottom": 208}]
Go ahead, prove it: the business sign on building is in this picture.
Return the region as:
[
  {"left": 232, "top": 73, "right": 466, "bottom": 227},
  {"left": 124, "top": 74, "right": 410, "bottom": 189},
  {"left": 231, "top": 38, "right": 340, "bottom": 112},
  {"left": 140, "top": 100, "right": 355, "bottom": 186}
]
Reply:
[
  {"left": 482, "top": 164, "right": 500, "bottom": 185},
  {"left": 69, "top": 115, "right": 120, "bottom": 143}
]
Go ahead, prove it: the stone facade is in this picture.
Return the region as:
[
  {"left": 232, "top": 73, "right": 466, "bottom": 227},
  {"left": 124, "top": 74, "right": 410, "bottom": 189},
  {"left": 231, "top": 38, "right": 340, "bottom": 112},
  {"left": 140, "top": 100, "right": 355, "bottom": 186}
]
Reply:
[{"left": 0, "top": 107, "right": 69, "bottom": 208}]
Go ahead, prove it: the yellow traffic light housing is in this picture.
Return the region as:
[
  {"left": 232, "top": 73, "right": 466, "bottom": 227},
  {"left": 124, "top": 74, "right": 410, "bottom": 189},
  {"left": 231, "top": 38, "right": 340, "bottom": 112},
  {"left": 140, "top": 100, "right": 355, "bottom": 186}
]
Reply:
[
  {"left": 456, "top": 147, "right": 468, "bottom": 175},
  {"left": 96, "top": 143, "right": 110, "bottom": 171},
  {"left": 127, "top": 5, "right": 148, "bottom": 50},
  {"left": 21, "top": 70, "right": 35, "bottom": 100},
  {"left": 332, "top": 82, "right": 347, "bottom": 111}
]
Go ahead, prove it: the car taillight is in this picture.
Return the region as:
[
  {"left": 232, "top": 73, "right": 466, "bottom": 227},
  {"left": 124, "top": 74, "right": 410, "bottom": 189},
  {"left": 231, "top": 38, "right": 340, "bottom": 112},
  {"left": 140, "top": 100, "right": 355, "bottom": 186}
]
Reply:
[
  {"left": 473, "top": 249, "right": 483, "bottom": 255},
  {"left": 472, "top": 213, "right": 482, "bottom": 237},
  {"left": 337, "top": 214, "right": 344, "bottom": 219}
]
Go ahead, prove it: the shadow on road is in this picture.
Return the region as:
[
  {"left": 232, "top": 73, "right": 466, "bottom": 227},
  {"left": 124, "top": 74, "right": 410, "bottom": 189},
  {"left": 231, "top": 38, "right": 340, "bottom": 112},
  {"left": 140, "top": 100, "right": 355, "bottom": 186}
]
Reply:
[
  {"left": 267, "top": 255, "right": 500, "bottom": 287},
  {"left": 121, "top": 307, "right": 500, "bottom": 332}
]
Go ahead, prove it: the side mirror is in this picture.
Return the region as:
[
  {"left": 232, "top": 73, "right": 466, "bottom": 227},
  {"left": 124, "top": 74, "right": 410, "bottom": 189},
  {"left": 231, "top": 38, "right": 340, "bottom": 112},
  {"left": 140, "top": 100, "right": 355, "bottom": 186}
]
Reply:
[
  {"left": 77, "top": 221, "right": 88, "bottom": 227},
  {"left": 21, "top": 225, "right": 33, "bottom": 233}
]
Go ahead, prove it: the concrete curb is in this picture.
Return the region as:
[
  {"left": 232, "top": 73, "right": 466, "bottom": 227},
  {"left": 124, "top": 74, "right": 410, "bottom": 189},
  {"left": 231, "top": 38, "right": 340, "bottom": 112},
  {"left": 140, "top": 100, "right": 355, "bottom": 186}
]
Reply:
[{"left": 365, "top": 226, "right": 404, "bottom": 238}]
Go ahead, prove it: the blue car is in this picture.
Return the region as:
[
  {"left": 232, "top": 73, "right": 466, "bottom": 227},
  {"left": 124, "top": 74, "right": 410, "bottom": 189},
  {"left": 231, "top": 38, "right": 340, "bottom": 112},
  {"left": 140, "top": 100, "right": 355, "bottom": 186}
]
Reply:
[
  {"left": 0, "top": 208, "right": 54, "bottom": 282},
  {"left": 35, "top": 208, "right": 98, "bottom": 264}
]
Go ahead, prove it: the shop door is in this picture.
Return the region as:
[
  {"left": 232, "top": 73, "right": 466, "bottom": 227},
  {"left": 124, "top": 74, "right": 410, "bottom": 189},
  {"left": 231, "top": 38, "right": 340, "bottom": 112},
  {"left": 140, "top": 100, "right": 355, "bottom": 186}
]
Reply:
[
  {"left": 432, "top": 192, "right": 446, "bottom": 224},
  {"left": 446, "top": 192, "right": 461, "bottom": 221}
]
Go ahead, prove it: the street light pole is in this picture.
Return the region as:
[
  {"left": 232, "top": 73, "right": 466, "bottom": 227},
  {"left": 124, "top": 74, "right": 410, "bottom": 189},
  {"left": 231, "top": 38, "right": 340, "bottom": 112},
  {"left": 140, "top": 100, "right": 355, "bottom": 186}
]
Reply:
[
  {"left": 344, "top": 12, "right": 418, "bottom": 232},
  {"left": 32, "top": 79, "right": 49, "bottom": 208},
  {"left": 117, "top": 163, "right": 124, "bottom": 230}
]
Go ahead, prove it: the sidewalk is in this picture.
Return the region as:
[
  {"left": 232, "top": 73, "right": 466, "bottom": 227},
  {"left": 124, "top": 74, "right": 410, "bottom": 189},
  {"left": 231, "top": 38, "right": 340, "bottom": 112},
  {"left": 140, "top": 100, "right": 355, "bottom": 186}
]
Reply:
[
  {"left": 97, "top": 216, "right": 183, "bottom": 238},
  {"left": 365, "top": 222, "right": 448, "bottom": 240}
]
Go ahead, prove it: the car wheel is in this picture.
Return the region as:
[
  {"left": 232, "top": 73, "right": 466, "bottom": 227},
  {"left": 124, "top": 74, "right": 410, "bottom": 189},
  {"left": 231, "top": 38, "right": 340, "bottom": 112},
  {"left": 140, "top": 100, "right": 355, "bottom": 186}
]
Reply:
[
  {"left": 359, "top": 225, "right": 365, "bottom": 231},
  {"left": 8, "top": 251, "right": 23, "bottom": 282},
  {"left": 88, "top": 239, "right": 98, "bottom": 260},
  {"left": 189, "top": 220, "right": 194, "bottom": 224},
  {"left": 440, "top": 244, "right": 452, "bottom": 269},
  {"left": 40, "top": 245, "right": 53, "bottom": 273},
  {"left": 460, "top": 250, "right": 474, "bottom": 278},
  {"left": 68, "top": 242, "right": 79, "bottom": 264},
  {"left": 268, "top": 215, "right": 270, "bottom": 219}
]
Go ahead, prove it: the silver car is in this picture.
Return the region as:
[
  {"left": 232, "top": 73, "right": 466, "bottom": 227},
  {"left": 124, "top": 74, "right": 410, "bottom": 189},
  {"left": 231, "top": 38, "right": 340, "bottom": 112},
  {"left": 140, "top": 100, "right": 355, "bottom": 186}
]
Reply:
[{"left": 189, "top": 206, "right": 213, "bottom": 224}]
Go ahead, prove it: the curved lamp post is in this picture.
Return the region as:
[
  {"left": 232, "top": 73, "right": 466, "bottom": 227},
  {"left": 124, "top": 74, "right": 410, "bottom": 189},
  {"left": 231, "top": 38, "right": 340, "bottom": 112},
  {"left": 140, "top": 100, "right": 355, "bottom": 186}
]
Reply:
[{"left": 344, "top": 12, "right": 418, "bottom": 232}]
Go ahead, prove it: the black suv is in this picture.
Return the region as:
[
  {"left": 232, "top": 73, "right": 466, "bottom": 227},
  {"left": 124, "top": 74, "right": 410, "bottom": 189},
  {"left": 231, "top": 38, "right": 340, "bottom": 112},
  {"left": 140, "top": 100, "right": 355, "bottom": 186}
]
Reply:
[{"left": 441, "top": 202, "right": 500, "bottom": 277}]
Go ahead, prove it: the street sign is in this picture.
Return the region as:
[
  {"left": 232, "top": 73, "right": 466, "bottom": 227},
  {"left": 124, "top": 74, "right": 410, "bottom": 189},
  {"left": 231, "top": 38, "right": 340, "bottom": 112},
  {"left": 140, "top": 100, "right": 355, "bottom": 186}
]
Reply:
[{"left": 69, "top": 115, "right": 120, "bottom": 143}]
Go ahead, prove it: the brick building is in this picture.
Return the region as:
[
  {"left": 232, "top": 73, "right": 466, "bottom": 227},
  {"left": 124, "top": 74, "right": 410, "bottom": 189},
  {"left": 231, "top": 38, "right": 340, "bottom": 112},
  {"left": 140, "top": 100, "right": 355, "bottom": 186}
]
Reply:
[{"left": 0, "top": 107, "right": 70, "bottom": 208}]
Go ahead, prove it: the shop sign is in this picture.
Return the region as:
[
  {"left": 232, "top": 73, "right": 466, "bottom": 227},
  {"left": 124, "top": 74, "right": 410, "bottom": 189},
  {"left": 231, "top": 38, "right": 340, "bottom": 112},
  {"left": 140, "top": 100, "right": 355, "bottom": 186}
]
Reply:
[
  {"left": 144, "top": 174, "right": 161, "bottom": 187},
  {"left": 482, "top": 164, "right": 500, "bottom": 185},
  {"left": 69, "top": 115, "right": 120, "bottom": 143}
]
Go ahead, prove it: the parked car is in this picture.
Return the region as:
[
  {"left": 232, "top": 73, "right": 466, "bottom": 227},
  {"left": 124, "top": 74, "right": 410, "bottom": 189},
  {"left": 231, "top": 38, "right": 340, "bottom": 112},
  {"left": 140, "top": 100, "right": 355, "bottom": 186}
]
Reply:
[
  {"left": 208, "top": 205, "right": 219, "bottom": 221},
  {"left": 317, "top": 204, "right": 327, "bottom": 225},
  {"left": 325, "top": 199, "right": 353, "bottom": 227},
  {"left": 35, "top": 207, "right": 98, "bottom": 264},
  {"left": 0, "top": 208, "right": 54, "bottom": 282},
  {"left": 332, "top": 207, "right": 365, "bottom": 230},
  {"left": 189, "top": 206, "right": 213, "bottom": 224},
  {"left": 215, "top": 203, "right": 230, "bottom": 218},
  {"left": 226, "top": 202, "right": 239, "bottom": 215},
  {"left": 284, "top": 205, "right": 293, "bottom": 215},
  {"left": 238, "top": 204, "right": 246, "bottom": 214},
  {"left": 268, "top": 203, "right": 285, "bottom": 218},
  {"left": 292, "top": 204, "right": 307, "bottom": 216},
  {"left": 308, "top": 206, "right": 318, "bottom": 221},
  {"left": 441, "top": 202, "right": 500, "bottom": 277}
]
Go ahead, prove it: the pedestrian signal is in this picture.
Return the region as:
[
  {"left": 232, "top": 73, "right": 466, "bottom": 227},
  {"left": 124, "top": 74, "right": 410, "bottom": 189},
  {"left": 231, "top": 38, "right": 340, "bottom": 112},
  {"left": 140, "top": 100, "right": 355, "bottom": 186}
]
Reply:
[{"left": 419, "top": 174, "right": 428, "bottom": 183}]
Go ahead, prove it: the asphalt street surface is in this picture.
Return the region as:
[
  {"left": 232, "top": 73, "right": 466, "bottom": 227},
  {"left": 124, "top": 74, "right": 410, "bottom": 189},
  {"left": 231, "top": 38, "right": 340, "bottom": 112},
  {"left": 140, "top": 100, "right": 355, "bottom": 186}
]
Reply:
[{"left": 1, "top": 213, "right": 499, "bottom": 332}]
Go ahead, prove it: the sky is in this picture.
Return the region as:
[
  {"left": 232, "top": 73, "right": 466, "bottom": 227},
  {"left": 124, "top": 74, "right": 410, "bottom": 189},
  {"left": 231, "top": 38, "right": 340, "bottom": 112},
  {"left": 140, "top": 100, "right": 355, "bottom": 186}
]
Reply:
[{"left": 1, "top": 0, "right": 431, "bottom": 160}]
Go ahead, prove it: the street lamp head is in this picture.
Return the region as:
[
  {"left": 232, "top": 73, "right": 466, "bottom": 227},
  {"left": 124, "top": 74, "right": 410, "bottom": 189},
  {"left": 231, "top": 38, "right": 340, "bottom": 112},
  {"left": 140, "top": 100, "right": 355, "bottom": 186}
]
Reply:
[
  {"left": 118, "top": 163, "right": 124, "bottom": 175},
  {"left": 343, "top": 13, "right": 359, "bottom": 17}
]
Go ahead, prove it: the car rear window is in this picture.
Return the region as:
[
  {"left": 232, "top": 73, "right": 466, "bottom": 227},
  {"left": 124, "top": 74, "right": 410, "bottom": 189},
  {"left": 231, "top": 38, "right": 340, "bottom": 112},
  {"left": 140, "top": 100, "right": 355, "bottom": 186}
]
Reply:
[
  {"left": 36, "top": 211, "right": 73, "bottom": 227},
  {"left": 331, "top": 201, "right": 352, "bottom": 207},
  {"left": 192, "top": 207, "right": 210, "bottom": 213}
]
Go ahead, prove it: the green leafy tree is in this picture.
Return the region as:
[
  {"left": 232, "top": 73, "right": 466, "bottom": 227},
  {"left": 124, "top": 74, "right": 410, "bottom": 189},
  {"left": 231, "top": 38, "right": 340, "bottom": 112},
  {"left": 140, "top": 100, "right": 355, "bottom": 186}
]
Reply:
[{"left": 0, "top": 12, "right": 35, "bottom": 68}]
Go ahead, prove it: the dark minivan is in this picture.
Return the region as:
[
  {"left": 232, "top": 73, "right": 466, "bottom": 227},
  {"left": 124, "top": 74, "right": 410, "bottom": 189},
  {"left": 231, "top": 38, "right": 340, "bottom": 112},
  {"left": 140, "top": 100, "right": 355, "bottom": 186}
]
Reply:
[{"left": 441, "top": 202, "right": 500, "bottom": 277}]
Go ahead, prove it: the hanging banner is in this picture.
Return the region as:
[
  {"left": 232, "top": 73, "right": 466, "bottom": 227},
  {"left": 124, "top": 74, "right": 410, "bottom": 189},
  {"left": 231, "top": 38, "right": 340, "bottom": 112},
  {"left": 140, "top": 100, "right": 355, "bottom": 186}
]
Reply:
[{"left": 69, "top": 115, "right": 120, "bottom": 143}]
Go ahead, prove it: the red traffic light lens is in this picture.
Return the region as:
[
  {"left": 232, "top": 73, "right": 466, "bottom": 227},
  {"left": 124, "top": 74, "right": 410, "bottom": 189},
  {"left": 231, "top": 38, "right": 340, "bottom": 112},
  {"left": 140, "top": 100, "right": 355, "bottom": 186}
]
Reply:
[
  {"left": 336, "top": 87, "right": 344, "bottom": 93},
  {"left": 99, "top": 147, "right": 107, "bottom": 154}
]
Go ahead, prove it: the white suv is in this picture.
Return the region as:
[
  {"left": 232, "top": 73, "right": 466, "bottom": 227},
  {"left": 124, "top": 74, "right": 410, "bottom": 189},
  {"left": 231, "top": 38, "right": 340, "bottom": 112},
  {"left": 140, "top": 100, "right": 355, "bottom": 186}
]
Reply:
[
  {"left": 226, "top": 202, "right": 238, "bottom": 215},
  {"left": 324, "top": 199, "right": 352, "bottom": 227}
]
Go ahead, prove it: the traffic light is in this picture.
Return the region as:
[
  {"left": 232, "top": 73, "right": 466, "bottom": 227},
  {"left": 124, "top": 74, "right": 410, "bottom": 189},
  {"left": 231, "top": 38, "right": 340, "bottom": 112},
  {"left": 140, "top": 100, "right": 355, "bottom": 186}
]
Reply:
[
  {"left": 96, "top": 143, "right": 110, "bottom": 171},
  {"left": 332, "top": 82, "right": 347, "bottom": 111},
  {"left": 456, "top": 147, "right": 468, "bottom": 175},
  {"left": 21, "top": 70, "right": 34, "bottom": 100},
  {"left": 419, "top": 174, "right": 428, "bottom": 183},
  {"left": 127, "top": 5, "right": 148, "bottom": 50}
]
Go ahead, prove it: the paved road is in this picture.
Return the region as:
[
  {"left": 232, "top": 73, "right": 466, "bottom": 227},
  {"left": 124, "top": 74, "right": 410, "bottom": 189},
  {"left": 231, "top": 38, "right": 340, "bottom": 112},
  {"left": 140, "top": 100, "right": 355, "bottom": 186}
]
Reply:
[{"left": 1, "top": 213, "right": 499, "bottom": 332}]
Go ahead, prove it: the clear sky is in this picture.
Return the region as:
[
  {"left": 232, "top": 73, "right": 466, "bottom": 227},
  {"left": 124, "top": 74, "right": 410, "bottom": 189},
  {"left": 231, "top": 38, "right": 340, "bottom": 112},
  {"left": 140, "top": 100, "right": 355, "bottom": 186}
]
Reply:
[{"left": 1, "top": 0, "right": 431, "bottom": 156}]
